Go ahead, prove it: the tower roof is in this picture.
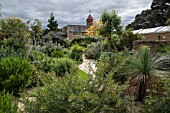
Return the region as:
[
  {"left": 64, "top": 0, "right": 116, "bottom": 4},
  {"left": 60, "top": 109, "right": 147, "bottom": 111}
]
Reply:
[{"left": 86, "top": 14, "right": 93, "bottom": 21}]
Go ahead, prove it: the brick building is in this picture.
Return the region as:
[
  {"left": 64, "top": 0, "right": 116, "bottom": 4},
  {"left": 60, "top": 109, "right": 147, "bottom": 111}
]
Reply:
[
  {"left": 133, "top": 26, "right": 170, "bottom": 41},
  {"left": 66, "top": 14, "right": 93, "bottom": 39}
]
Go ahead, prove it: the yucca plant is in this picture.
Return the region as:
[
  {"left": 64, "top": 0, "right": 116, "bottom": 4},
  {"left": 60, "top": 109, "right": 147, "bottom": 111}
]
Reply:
[{"left": 128, "top": 46, "right": 162, "bottom": 102}]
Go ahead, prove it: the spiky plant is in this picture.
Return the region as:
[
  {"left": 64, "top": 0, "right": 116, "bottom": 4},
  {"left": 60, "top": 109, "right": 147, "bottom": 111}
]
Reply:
[{"left": 129, "top": 46, "right": 160, "bottom": 102}]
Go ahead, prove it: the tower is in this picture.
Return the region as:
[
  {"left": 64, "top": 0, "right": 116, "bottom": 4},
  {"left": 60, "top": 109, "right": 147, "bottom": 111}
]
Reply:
[{"left": 86, "top": 9, "right": 93, "bottom": 26}]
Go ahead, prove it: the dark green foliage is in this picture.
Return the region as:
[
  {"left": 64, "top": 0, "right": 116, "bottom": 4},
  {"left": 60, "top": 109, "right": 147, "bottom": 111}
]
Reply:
[
  {"left": 0, "top": 90, "right": 17, "bottom": 113},
  {"left": 119, "top": 30, "right": 142, "bottom": 50},
  {"left": 0, "top": 17, "right": 30, "bottom": 39},
  {"left": 1, "top": 36, "right": 29, "bottom": 52},
  {"left": 47, "top": 12, "right": 59, "bottom": 32},
  {"left": 156, "top": 44, "right": 170, "bottom": 53},
  {"left": 0, "top": 57, "right": 33, "bottom": 96},
  {"left": 30, "top": 19, "right": 44, "bottom": 45},
  {"left": 85, "top": 42, "right": 103, "bottom": 59},
  {"left": 142, "top": 79, "right": 170, "bottom": 113},
  {"left": 98, "top": 51, "right": 130, "bottom": 83},
  {"left": 70, "top": 37, "right": 98, "bottom": 47},
  {"left": 51, "top": 50, "right": 64, "bottom": 58},
  {"left": 23, "top": 72, "right": 133, "bottom": 113},
  {"left": 51, "top": 58, "right": 77, "bottom": 77},
  {"left": 70, "top": 45, "right": 84, "bottom": 61},
  {"left": 0, "top": 47, "right": 20, "bottom": 61},
  {"left": 40, "top": 42, "right": 63, "bottom": 56},
  {"left": 127, "top": 0, "right": 170, "bottom": 29}
]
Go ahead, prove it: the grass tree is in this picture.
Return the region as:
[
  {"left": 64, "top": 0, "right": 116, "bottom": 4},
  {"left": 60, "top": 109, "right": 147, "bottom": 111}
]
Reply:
[{"left": 128, "top": 46, "right": 168, "bottom": 102}]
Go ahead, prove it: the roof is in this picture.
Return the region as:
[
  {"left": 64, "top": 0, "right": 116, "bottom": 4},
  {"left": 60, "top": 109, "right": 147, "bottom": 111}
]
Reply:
[
  {"left": 42, "top": 31, "right": 61, "bottom": 39},
  {"left": 67, "top": 25, "right": 89, "bottom": 32},
  {"left": 132, "top": 26, "right": 170, "bottom": 34},
  {"left": 86, "top": 14, "right": 93, "bottom": 21}
]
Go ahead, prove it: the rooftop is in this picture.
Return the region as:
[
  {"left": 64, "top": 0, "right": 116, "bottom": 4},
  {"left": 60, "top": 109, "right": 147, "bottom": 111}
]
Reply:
[{"left": 133, "top": 26, "right": 170, "bottom": 34}]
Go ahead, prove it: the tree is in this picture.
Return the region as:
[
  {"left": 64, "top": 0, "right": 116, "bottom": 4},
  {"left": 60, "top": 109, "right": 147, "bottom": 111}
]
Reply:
[
  {"left": 29, "top": 19, "right": 44, "bottom": 45},
  {"left": 86, "top": 21, "right": 101, "bottom": 37},
  {"left": 98, "top": 10, "right": 122, "bottom": 50},
  {"left": 0, "top": 17, "right": 30, "bottom": 39},
  {"left": 127, "top": 0, "right": 170, "bottom": 30},
  {"left": 128, "top": 46, "right": 170, "bottom": 102},
  {"left": 46, "top": 12, "right": 59, "bottom": 32}
]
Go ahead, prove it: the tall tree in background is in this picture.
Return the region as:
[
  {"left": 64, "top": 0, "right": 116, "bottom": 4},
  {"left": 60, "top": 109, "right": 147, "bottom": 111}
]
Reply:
[
  {"left": 99, "top": 10, "right": 122, "bottom": 50},
  {"left": 0, "top": 17, "right": 30, "bottom": 39},
  {"left": 126, "top": 0, "right": 170, "bottom": 30},
  {"left": 46, "top": 12, "right": 59, "bottom": 32},
  {"left": 30, "top": 19, "right": 44, "bottom": 45}
]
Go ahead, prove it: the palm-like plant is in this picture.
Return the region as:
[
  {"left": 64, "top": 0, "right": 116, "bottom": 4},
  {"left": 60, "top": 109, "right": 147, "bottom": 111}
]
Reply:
[{"left": 128, "top": 46, "right": 162, "bottom": 102}]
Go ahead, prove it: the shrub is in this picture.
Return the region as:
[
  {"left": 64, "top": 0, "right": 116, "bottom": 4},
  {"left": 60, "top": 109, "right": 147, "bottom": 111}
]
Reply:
[
  {"left": 142, "top": 79, "right": 170, "bottom": 113},
  {"left": 0, "top": 90, "right": 17, "bottom": 113},
  {"left": 97, "top": 51, "right": 130, "bottom": 83},
  {"left": 85, "top": 42, "right": 103, "bottom": 59},
  {"left": 0, "top": 57, "right": 33, "bottom": 96},
  {"left": 156, "top": 44, "right": 170, "bottom": 53},
  {"left": 119, "top": 30, "right": 142, "bottom": 50},
  {"left": 51, "top": 58, "right": 77, "bottom": 77},
  {"left": 23, "top": 72, "right": 133, "bottom": 113},
  {"left": 51, "top": 50, "right": 64, "bottom": 58},
  {"left": 70, "top": 45, "right": 84, "bottom": 61},
  {"left": 70, "top": 36, "right": 98, "bottom": 47}
]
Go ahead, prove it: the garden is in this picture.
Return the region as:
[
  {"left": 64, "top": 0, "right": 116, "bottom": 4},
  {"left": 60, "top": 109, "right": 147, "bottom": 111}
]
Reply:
[{"left": 0, "top": 10, "right": 170, "bottom": 113}]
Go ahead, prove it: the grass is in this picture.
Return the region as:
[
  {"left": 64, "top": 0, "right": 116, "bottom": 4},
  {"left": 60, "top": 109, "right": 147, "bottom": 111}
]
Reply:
[{"left": 77, "top": 69, "right": 89, "bottom": 81}]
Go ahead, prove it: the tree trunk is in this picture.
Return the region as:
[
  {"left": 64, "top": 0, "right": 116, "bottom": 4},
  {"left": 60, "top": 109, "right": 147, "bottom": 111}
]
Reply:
[{"left": 137, "top": 76, "right": 146, "bottom": 102}]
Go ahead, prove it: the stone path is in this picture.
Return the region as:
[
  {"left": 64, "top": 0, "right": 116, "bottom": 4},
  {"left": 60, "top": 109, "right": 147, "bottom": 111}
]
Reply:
[{"left": 78, "top": 58, "right": 97, "bottom": 78}]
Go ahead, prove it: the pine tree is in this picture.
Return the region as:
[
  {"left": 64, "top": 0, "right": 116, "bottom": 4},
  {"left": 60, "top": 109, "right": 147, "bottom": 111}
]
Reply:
[
  {"left": 126, "top": 0, "right": 170, "bottom": 30},
  {"left": 47, "top": 12, "right": 59, "bottom": 32}
]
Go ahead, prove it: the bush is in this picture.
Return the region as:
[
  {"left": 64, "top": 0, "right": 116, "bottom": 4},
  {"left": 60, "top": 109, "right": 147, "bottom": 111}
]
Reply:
[
  {"left": 23, "top": 72, "right": 133, "bottom": 113},
  {"left": 0, "top": 90, "right": 17, "bottom": 113},
  {"left": 97, "top": 51, "right": 130, "bottom": 83},
  {"left": 51, "top": 58, "right": 77, "bottom": 77},
  {"left": 51, "top": 50, "right": 64, "bottom": 58},
  {"left": 70, "top": 45, "right": 84, "bottom": 61},
  {"left": 156, "top": 44, "right": 170, "bottom": 53},
  {"left": 142, "top": 79, "right": 170, "bottom": 113},
  {"left": 119, "top": 30, "right": 142, "bottom": 50},
  {"left": 70, "top": 36, "right": 99, "bottom": 47},
  {"left": 0, "top": 57, "right": 33, "bottom": 96},
  {"left": 85, "top": 42, "right": 103, "bottom": 59}
]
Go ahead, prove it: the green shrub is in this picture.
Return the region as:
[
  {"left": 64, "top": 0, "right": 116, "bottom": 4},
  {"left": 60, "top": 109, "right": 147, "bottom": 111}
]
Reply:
[
  {"left": 97, "top": 51, "right": 130, "bottom": 83},
  {"left": 85, "top": 42, "right": 103, "bottom": 59},
  {"left": 0, "top": 57, "right": 33, "bottom": 96},
  {"left": 51, "top": 58, "right": 77, "bottom": 77},
  {"left": 156, "top": 44, "right": 170, "bottom": 53},
  {"left": 70, "top": 36, "right": 98, "bottom": 47},
  {"left": 70, "top": 45, "right": 84, "bottom": 61},
  {"left": 142, "top": 79, "right": 170, "bottom": 113},
  {"left": 23, "top": 73, "right": 133, "bottom": 113},
  {"left": 0, "top": 90, "right": 17, "bottom": 113},
  {"left": 119, "top": 30, "right": 142, "bottom": 50},
  {"left": 51, "top": 50, "right": 64, "bottom": 58}
]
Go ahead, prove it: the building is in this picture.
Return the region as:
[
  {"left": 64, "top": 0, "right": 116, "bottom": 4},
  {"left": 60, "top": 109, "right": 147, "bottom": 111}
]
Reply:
[
  {"left": 133, "top": 26, "right": 170, "bottom": 41},
  {"left": 66, "top": 14, "right": 93, "bottom": 39}
]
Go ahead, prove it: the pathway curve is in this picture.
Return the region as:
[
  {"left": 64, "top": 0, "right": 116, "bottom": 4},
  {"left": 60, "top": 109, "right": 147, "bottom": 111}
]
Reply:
[{"left": 78, "top": 58, "right": 97, "bottom": 77}]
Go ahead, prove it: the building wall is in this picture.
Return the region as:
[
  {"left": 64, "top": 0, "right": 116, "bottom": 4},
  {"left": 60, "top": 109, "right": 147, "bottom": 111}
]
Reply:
[{"left": 141, "top": 32, "right": 170, "bottom": 41}]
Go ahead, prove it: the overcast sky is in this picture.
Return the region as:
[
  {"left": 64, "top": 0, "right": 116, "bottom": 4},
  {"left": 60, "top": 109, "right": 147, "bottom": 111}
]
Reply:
[{"left": 0, "top": 0, "right": 152, "bottom": 28}]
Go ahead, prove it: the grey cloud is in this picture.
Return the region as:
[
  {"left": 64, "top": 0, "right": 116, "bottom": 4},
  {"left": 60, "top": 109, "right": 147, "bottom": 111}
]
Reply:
[{"left": 1, "top": 0, "right": 152, "bottom": 28}]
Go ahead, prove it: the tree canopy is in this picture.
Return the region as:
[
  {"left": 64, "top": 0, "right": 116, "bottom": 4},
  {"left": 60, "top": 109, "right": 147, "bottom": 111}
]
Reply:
[
  {"left": 99, "top": 10, "right": 122, "bottom": 39},
  {"left": 0, "top": 17, "right": 30, "bottom": 39},
  {"left": 46, "top": 12, "right": 59, "bottom": 32},
  {"left": 126, "top": 0, "right": 170, "bottom": 30}
]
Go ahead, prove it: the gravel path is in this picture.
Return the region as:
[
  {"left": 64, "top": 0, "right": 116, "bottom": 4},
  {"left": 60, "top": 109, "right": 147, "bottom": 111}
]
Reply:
[{"left": 78, "top": 58, "right": 97, "bottom": 77}]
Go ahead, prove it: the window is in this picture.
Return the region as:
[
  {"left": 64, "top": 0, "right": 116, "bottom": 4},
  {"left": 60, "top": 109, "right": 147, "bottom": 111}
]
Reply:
[{"left": 73, "top": 32, "right": 80, "bottom": 35}]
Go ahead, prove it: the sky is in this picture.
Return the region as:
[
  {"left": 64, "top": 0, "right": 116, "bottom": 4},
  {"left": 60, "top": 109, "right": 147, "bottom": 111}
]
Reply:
[{"left": 0, "top": 0, "right": 152, "bottom": 28}]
